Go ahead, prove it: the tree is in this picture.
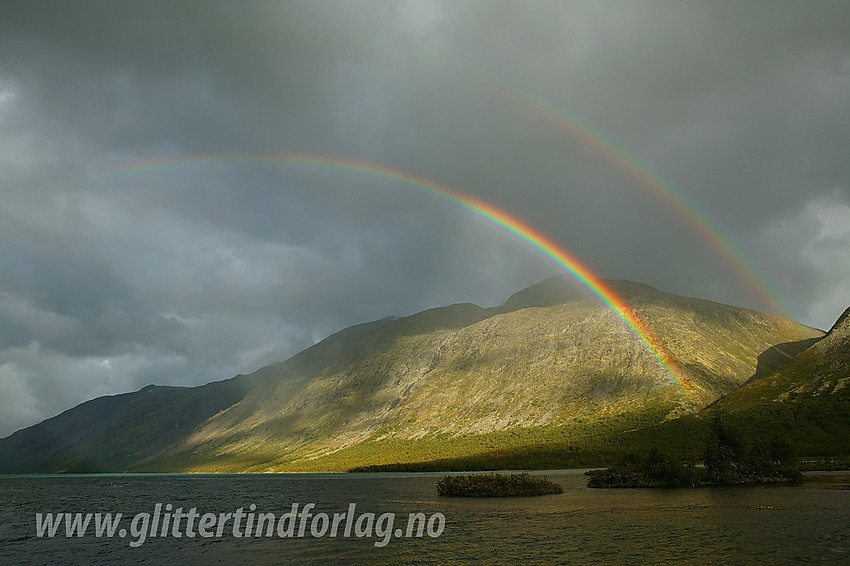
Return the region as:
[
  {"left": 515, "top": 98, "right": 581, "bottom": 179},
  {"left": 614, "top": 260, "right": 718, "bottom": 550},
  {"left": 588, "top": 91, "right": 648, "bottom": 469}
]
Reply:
[{"left": 703, "top": 411, "right": 744, "bottom": 477}]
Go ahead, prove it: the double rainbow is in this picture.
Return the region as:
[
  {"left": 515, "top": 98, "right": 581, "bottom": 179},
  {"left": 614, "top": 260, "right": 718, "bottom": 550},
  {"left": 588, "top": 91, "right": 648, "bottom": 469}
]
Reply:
[
  {"left": 368, "top": 43, "right": 796, "bottom": 319},
  {"left": 506, "top": 93, "right": 797, "bottom": 320}
]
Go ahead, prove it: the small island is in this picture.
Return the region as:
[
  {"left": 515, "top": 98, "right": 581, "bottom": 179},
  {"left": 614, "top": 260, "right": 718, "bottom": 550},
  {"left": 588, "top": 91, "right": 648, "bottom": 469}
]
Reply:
[
  {"left": 587, "top": 412, "right": 805, "bottom": 488},
  {"left": 437, "top": 472, "right": 564, "bottom": 497}
]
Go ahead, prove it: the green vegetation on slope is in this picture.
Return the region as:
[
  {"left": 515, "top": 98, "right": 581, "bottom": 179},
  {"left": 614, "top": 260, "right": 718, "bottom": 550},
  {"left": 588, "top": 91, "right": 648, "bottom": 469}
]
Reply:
[
  {"left": 344, "top": 406, "right": 679, "bottom": 473},
  {"left": 344, "top": 392, "right": 850, "bottom": 475}
]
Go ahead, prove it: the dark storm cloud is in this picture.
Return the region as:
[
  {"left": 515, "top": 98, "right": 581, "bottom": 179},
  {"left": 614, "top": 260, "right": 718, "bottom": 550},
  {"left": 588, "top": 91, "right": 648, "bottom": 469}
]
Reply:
[{"left": 1, "top": 0, "right": 849, "bottom": 436}]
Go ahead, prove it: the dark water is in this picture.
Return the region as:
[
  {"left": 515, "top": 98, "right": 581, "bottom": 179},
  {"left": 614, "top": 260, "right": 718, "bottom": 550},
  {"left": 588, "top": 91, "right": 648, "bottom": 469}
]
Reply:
[{"left": 1, "top": 470, "right": 848, "bottom": 565}]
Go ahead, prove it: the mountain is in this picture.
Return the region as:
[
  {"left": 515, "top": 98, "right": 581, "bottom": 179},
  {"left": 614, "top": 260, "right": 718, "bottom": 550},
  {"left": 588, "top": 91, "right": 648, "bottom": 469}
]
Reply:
[
  {"left": 716, "top": 305, "right": 850, "bottom": 411},
  {"left": 0, "top": 277, "right": 825, "bottom": 473}
]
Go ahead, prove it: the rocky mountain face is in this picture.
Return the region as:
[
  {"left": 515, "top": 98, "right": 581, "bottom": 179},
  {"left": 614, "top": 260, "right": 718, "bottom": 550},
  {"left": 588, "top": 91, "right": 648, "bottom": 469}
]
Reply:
[{"left": 0, "top": 277, "right": 825, "bottom": 472}]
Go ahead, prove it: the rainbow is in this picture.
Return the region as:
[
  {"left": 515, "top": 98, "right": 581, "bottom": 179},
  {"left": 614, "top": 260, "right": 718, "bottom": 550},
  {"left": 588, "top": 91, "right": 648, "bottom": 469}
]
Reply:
[{"left": 92, "top": 152, "right": 694, "bottom": 400}]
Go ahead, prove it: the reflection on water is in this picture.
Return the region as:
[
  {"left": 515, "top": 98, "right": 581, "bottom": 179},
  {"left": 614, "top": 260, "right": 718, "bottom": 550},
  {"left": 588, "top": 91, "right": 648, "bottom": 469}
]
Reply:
[{"left": 1, "top": 470, "right": 848, "bottom": 565}]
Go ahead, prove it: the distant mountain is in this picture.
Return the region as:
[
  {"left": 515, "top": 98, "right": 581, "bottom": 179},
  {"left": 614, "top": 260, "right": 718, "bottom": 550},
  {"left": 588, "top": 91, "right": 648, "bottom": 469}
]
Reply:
[
  {"left": 0, "top": 375, "right": 262, "bottom": 473},
  {"left": 716, "top": 305, "right": 850, "bottom": 411},
  {"left": 0, "top": 277, "right": 824, "bottom": 473}
]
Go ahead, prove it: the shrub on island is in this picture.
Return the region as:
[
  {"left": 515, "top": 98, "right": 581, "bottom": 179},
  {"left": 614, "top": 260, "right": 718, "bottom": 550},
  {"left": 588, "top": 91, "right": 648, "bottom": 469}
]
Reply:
[{"left": 436, "top": 472, "right": 563, "bottom": 497}]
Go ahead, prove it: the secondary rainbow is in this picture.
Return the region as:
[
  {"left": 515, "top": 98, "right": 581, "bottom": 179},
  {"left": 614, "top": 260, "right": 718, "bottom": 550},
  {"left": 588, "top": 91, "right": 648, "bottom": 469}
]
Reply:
[{"left": 92, "top": 152, "right": 694, "bottom": 400}]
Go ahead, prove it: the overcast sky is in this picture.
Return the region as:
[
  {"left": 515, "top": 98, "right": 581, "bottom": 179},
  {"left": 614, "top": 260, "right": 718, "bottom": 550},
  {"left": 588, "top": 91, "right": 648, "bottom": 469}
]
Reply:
[{"left": 1, "top": 0, "right": 849, "bottom": 437}]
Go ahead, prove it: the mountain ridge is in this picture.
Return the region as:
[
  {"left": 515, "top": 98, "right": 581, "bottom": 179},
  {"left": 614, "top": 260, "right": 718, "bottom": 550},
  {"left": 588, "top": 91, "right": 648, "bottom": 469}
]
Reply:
[
  {"left": 715, "top": 304, "right": 850, "bottom": 411},
  {"left": 0, "top": 277, "right": 827, "bottom": 473}
]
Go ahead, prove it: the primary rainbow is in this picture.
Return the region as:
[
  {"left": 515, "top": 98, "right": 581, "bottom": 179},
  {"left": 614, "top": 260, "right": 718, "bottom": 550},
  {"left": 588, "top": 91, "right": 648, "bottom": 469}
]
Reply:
[{"left": 92, "top": 152, "right": 694, "bottom": 400}]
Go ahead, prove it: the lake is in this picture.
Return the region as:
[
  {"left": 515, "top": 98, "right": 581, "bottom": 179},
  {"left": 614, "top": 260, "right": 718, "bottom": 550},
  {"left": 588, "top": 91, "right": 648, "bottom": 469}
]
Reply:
[{"left": 1, "top": 470, "right": 847, "bottom": 564}]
